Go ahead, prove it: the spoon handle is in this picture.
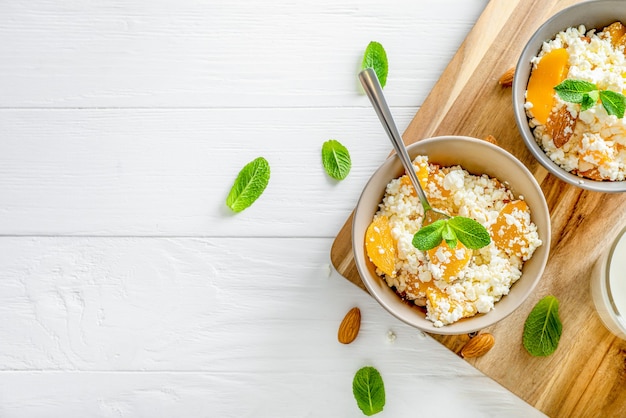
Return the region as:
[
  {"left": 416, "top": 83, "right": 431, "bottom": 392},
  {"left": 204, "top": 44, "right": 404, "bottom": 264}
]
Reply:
[{"left": 358, "top": 68, "right": 432, "bottom": 212}]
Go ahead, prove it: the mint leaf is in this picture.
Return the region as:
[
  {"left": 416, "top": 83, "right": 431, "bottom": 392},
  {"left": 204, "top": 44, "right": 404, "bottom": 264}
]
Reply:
[
  {"left": 226, "top": 157, "right": 270, "bottom": 212},
  {"left": 580, "top": 93, "right": 596, "bottom": 111},
  {"left": 599, "top": 90, "right": 626, "bottom": 118},
  {"left": 361, "top": 41, "right": 388, "bottom": 88},
  {"left": 554, "top": 79, "right": 597, "bottom": 103},
  {"left": 322, "top": 139, "right": 351, "bottom": 180},
  {"left": 353, "top": 366, "right": 385, "bottom": 416},
  {"left": 412, "top": 219, "right": 446, "bottom": 251},
  {"left": 523, "top": 295, "right": 563, "bottom": 357},
  {"left": 442, "top": 222, "right": 457, "bottom": 249},
  {"left": 447, "top": 216, "right": 490, "bottom": 249}
]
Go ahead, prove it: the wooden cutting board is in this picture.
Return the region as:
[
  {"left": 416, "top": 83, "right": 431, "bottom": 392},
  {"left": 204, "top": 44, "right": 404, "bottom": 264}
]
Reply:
[{"left": 330, "top": 0, "right": 626, "bottom": 417}]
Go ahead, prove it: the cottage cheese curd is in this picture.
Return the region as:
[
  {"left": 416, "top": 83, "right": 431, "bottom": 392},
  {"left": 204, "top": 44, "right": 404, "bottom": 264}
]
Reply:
[
  {"left": 370, "top": 156, "right": 542, "bottom": 327},
  {"left": 526, "top": 23, "right": 626, "bottom": 180}
]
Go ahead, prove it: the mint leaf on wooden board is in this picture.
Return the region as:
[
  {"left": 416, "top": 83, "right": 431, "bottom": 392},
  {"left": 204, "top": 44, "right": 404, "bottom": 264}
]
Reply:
[
  {"left": 352, "top": 366, "right": 385, "bottom": 416},
  {"left": 361, "top": 41, "right": 388, "bottom": 88},
  {"left": 599, "top": 90, "right": 626, "bottom": 118},
  {"left": 523, "top": 295, "right": 563, "bottom": 357},
  {"left": 322, "top": 139, "right": 351, "bottom": 180},
  {"left": 447, "top": 216, "right": 491, "bottom": 249},
  {"left": 226, "top": 157, "right": 270, "bottom": 212}
]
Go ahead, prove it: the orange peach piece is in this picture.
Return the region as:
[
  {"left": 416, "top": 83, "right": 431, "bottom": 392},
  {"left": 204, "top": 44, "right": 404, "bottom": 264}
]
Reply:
[
  {"left": 399, "top": 159, "right": 429, "bottom": 195},
  {"left": 427, "top": 240, "right": 472, "bottom": 282},
  {"left": 603, "top": 21, "right": 626, "bottom": 47},
  {"left": 365, "top": 215, "right": 396, "bottom": 277},
  {"left": 526, "top": 48, "right": 570, "bottom": 125},
  {"left": 490, "top": 200, "right": 530, "bottom": 257}
]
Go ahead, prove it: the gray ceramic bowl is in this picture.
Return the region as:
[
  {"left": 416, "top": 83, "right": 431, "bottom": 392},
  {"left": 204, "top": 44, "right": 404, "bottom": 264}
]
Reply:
[
  {"left": 352, "top": 136, "right": 551, "bottom": 335},
  {"left": 513, "top": 0, "right": 626, "bottom": 192}
]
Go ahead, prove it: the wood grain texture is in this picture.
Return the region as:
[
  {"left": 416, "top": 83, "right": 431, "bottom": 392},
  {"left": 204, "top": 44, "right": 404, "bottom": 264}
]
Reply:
[{"left": 330, "top": 0, "right": 626, "bottom": 416}]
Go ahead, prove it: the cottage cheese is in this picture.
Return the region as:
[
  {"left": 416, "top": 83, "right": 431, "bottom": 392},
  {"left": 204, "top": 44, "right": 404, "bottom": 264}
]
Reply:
[
  {"left": 372, "top": 156, "right": 542, "bottom": 327},
  {"left": 526, "top": 24, "right": 626, "bottom": 180}
]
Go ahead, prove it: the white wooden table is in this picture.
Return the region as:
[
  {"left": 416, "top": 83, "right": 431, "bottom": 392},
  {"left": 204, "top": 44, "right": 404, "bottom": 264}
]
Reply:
[{"left": 0, "top": 1, "right": 546, "bottom": 416}]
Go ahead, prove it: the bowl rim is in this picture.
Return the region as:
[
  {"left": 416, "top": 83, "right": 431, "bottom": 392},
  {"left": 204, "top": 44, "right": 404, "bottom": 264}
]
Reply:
[
  {"left": 512, "top": 0, "right": 626, "bottom": 192},
  {"left": 352, "top": 135, "right": 551, "bottom": 335}
]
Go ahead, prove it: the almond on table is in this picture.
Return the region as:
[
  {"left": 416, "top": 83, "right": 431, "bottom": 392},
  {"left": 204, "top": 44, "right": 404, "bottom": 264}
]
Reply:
[
  {"left": 338, "top": 307, "right": 361, "bottom": 344},
  {"left": 498, "top": 67, "right": 515, "bottom": 87},
  {"left": 460, "top": 333, "right": 495, "bottom": 358}
]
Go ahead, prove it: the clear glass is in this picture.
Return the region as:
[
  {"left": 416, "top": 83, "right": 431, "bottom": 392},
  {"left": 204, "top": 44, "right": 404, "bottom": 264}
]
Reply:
[{"left": 591, "top": 225, "right": 626, "bottom": 340}]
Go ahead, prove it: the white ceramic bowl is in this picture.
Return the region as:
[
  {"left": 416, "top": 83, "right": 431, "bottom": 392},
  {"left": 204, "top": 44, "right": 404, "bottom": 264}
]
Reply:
[
  {"left": 513, "top": 0, "right": 626, "bottom": 192},
  {"left": 352, "top": 136, "right": 551, "bottom": 335}
]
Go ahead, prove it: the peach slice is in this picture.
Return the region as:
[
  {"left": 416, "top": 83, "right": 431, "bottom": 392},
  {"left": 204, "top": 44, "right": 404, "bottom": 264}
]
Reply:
[
  {"left": 365, "top": 215, "right": 396, "bottom": 277},
  {"left": 603, "top": 21, "right": 626, "bottom": 46},
  {"left": 491, "top": 200, "right": 531, "bottom": 258},
  {"left": 399, "top": 158, "right": 429, "bottom": 195},
  {"left": 526, "top": 48, "right": 570, "bottom": 125},
  {"left": 427, "top": 240, "right": 472, "bottom": 282}
]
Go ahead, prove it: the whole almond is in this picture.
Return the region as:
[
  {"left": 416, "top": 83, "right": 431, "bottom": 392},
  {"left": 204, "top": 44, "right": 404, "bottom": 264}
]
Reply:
[
  {"left": 460, "top": 333, "right": 495, "bottom": 358},
  {"left": 498, "top": 67, "right": 515, "bottom": 87},
  {"left": 338, "top": 307, "right": 361, "bottom": 344},
  {"left": 547, "top": 106, "right": 577, "bottom": 148}
]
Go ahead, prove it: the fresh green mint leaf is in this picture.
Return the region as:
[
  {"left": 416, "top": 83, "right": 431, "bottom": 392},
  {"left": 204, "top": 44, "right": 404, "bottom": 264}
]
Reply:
[
  {"left": 352, "top": 366, "right": 385, "bottom": 416},
  {"left": 587, "top": 89, "right": 599, "bottom": 103},
  {"left": 361, "top": 41, "right": 388, "bottom": 88},
  {"left": 580, "top": 93, "right": 596, "bottom": 111},
  {"left": 442, "top": 223, "right": 457, "bottom": 249},
  {"left": 226, "top": 157, "right": 270, "bottom": 213},
  {"left": 599, "top": 90, "right": 626, "bottom": 118},
  {"left": 447, "top": 216, "right": 490, "bottom": 249},
  {"left": 523, "top": 295, "right": 563, "bottom": 357},
  {"left": 554, "top": 79, "right": 597, "bottom": 103},
  {"left": 322, "top": 139, "right": 351, "bottom": 180},
  {"left": 412, "top": 219, "right": 446, "bottom": 251}
]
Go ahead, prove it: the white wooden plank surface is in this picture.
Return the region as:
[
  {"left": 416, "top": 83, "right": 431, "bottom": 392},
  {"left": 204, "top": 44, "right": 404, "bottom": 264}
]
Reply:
[
  {"left": 0, "top": 0, "right": 549, "bottom": 416},
  {"left": 0, "top": 372, "right": 539, "bottom": 418},
  {"left": 0, "top": 237, "right": 543, "bottom": 417},
  {"left": 0, "top": 0, "right": 484, "bottom": 108},
  {"left": 0, "top": 107, "right": 415, "bottom": 237}
]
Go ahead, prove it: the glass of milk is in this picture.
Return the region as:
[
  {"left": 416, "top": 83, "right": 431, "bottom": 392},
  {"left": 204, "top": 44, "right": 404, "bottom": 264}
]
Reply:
[{"left": 591, "top": 226, "right": 626, "bottom": 339}]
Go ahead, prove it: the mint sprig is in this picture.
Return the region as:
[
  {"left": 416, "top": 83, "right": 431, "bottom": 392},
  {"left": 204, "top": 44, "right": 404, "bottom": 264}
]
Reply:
[
  {"left": 599, "top": 90, "right": 626, "bottom": 118},
  {"left": 226, "top": 157, "right": 270, "bottom": 212},
  {"left": 361, "top": 41, "right": 388, "bottom": 89},
  {"left": 522, "top": 295, "right": 563, "bottom": 357},
  {"left": 412, "top": 216, "right": 490, "bottom": 251},
  {"left": 554, "top": 79, "right": 626, "bottom": 118},
  {"left": 322, "top": 139, "right": 351, "bottom": 180},
  {"left": 352, "top": 366, "right": 385, "bottom": 416}
]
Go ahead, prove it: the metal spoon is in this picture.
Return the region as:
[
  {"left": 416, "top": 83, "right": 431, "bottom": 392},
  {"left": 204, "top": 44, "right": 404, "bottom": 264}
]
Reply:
[{"left": 358, "top": 67, "right": 449, "bottom": 225}]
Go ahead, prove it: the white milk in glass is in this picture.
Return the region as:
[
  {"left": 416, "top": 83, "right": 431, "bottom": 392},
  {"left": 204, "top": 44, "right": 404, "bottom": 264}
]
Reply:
[{"left": 591, "top": 226, "right": 626, "bottom": 339}]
